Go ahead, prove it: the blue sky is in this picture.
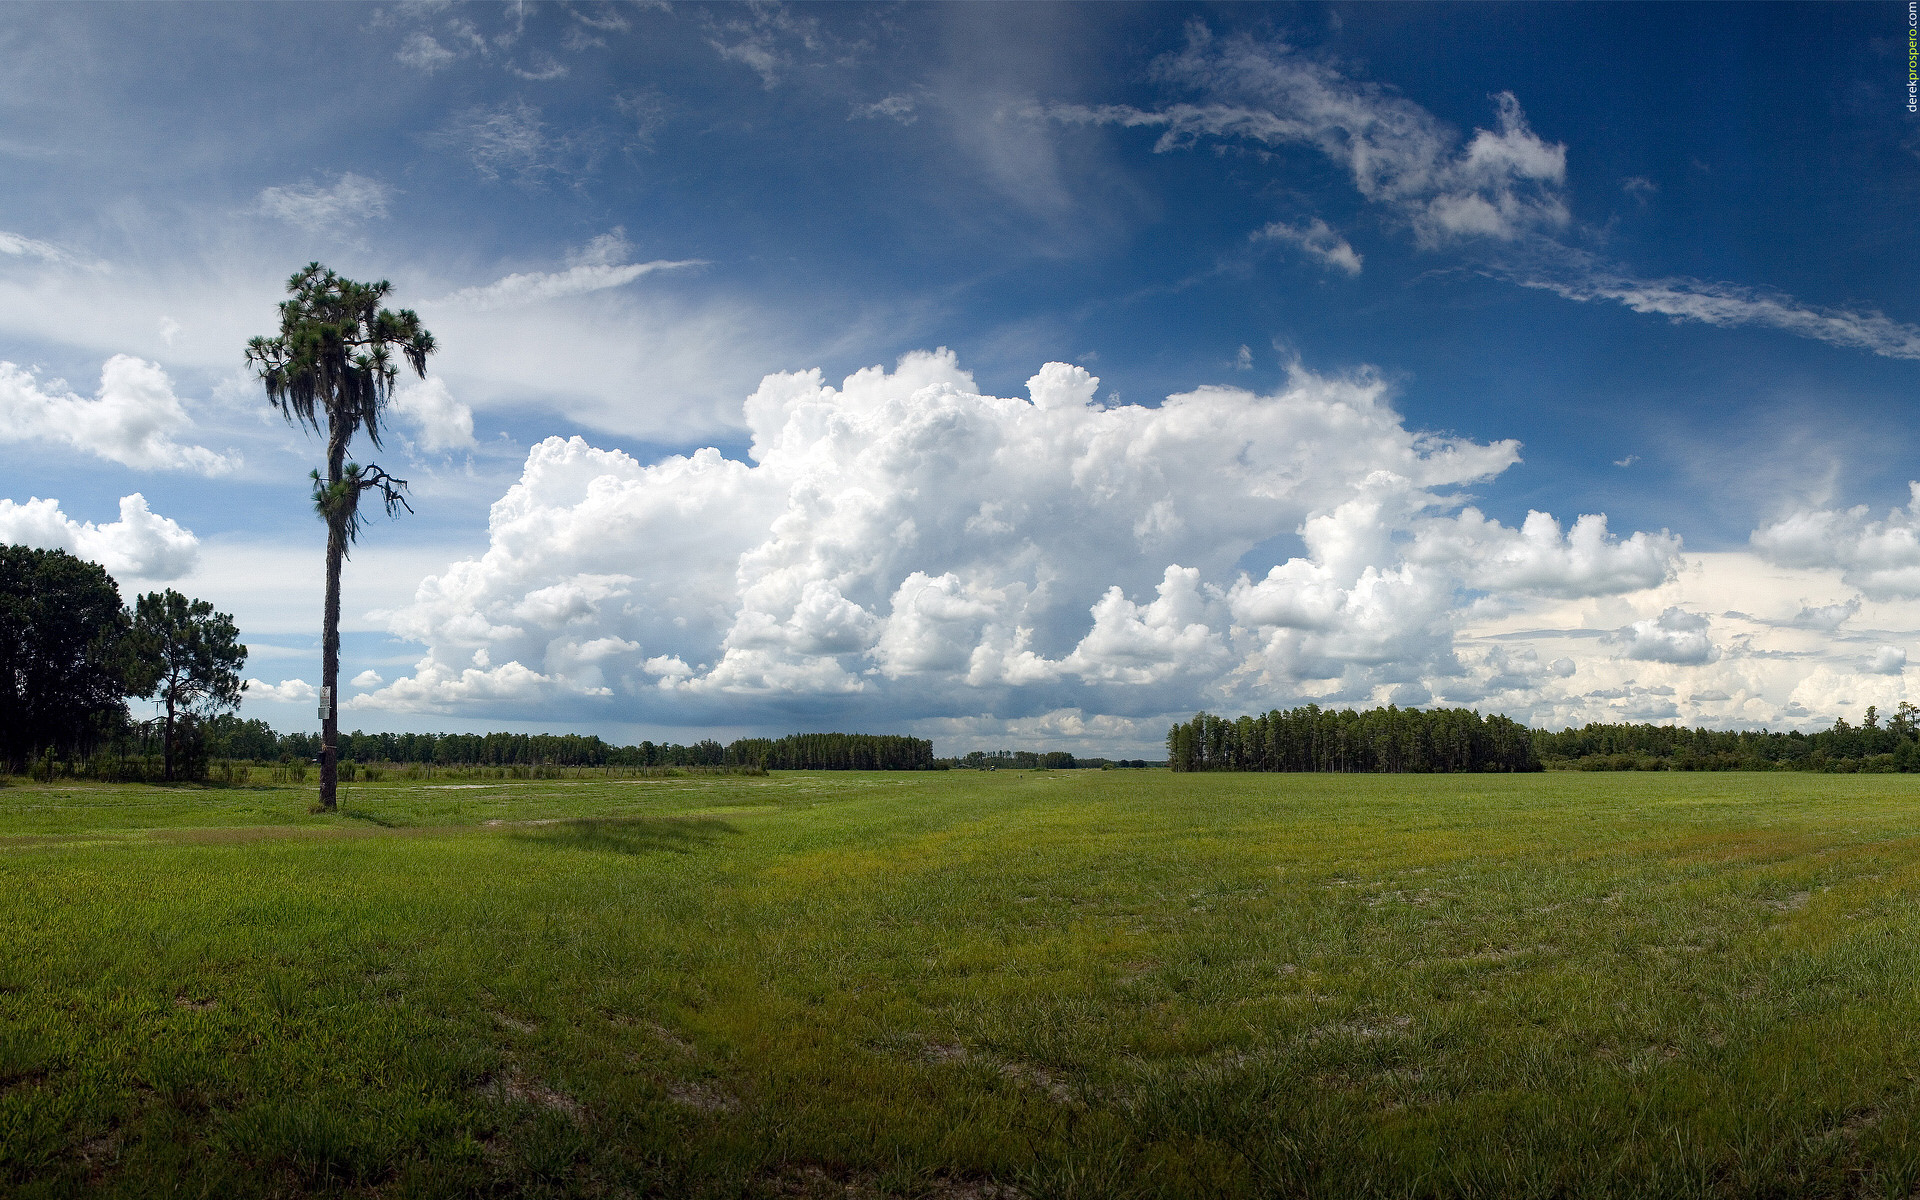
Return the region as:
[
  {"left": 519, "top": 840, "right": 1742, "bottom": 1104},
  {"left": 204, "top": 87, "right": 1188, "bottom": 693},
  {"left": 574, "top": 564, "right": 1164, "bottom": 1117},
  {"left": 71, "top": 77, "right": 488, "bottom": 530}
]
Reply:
[{"left": 3, "top": 2, "right": 1919, "bottom": 754}]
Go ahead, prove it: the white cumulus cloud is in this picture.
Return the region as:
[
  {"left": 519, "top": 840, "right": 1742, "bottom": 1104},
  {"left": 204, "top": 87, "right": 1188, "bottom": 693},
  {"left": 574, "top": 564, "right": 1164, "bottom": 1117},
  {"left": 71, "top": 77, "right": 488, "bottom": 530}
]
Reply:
[
  {"left": 1419, "top": 509, "right": 1681, "bottom": 598},
  {"left": 366, "top": 350, "right": 1685, "bottom": 728},
  {"left": 1793, "top": 597, "right": 1860, "bottom": 630},
  {"left": 0, "top": 493, "right": 199, "bottom": 580},
  {"left": 390, "top": 376, "right": 475, "bottom": 451},
  {"left": 0, "top": 355, "right": 235, "bottom": 474},
  {"left": 350, "top": 657, "right": 561, "bottom": 712},
  {"left": 246, "top": 678, "right": 317, "bottom": 703},
  {"left": 1611, "top": 607, "right": 1719, "bottom": 665},
  {"left": 1867, "top": 645, "right": 1908, "bottom": 676},
  {"left": 1751, "top": 483, "right": 1920, "bottom": 599}
]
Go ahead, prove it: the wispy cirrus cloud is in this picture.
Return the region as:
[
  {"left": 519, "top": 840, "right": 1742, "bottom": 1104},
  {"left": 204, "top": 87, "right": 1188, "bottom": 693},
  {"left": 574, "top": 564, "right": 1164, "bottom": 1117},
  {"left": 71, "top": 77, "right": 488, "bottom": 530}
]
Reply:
[
  {"left": 1252, "top": 217, "right": 1362, "bottom": 275},
  {"left": 433, "top": 227, "right": 703, "bottom": 313},
  {"left": 434, "top": 258, "right": 703, "bottom": 312},
  {"left": 1516, "top": 269, "right": 1920, "bottom": 361},
  {"left": 0, "top": 229, "right": 74, "bottom": 264},
  {"left": 1058, "top": 24, "right": 1920, "bottom": 364},
  {"left": 852, "top": 94, "right": 917, "bottom": 124},
  {"left": 507, "top": 50, "right": 568, "bottom": 81},
  {"left": 396, "top": 31, "right": 456, "bottom": 73},
  {"left": 438, "top": 99, "right": 601, "bottom": 186},
  {"left": 447, "top": 98, "right": 549, "bottom": 180},
  {"left": 703, "top": 3, "right": 825, "bottom": 90},
  {"left": 0, "top": 229, "right": 105, "bottom": 271},
  {"left": 1050, "top": 28, "right": 1570, "bottom": 247},
  {"left": 252, "top": 173, "right": 393, "bottom": 232}
]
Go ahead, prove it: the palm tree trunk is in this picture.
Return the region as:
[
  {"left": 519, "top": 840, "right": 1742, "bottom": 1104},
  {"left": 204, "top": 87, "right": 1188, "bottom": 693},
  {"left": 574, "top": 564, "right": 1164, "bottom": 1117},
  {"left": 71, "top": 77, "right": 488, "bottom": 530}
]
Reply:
[{"left": 319, "top": 519, "right": 345, "bottom": 811}]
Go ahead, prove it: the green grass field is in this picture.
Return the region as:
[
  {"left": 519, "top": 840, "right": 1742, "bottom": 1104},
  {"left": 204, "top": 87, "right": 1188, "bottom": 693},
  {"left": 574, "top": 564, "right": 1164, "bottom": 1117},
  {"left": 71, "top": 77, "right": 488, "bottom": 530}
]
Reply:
[{"left": 9, "top": 769, "right": 1920, "bottom": 1198}]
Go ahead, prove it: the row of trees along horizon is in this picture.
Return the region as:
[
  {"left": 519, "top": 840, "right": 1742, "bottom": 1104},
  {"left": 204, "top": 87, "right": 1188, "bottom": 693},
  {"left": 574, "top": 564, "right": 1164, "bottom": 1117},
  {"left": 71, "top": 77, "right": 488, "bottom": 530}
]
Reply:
[
  {"left": 1167, "top": 703, "right": 1920, "bottom": 774},
  {"left": 1168, "top": 707, "right": 1542, "bottom": 773}
]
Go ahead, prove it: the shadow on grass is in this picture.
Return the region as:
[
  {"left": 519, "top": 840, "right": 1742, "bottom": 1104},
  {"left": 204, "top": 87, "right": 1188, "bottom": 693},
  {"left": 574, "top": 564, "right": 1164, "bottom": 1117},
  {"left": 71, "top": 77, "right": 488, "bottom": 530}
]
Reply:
[
  {"left": 510, "top": 816, "right": 740, "bottom": 856},
  {"left": 339, "top": 807, "right": 400, "bottom": 828}
]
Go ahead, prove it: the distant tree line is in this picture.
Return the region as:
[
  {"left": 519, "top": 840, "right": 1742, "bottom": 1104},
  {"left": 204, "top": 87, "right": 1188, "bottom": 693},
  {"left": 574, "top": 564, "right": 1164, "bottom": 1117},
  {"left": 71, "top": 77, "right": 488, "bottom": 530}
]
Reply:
[
  {"left": 1167, "top": 706, "right": 1541, "bottom": 773},
  {"left": 1535, "top": 705, "right": 1920, "bottom": 771},
  {"left": 726, "top": 732, "right": 935, "bottom": 770},
  {"left": 940, "top": 750, "right": 1161, "bottom": 770},
  {"left": 195, "top": 718, "right": 939, "bottom": 772}
]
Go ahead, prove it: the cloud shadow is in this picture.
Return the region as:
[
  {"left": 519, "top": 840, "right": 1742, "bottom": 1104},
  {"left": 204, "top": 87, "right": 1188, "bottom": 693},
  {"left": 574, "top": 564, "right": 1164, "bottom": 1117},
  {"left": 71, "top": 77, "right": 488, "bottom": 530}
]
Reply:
[{"left": 508, "top": 815, "right": 740, "bottom": 856}]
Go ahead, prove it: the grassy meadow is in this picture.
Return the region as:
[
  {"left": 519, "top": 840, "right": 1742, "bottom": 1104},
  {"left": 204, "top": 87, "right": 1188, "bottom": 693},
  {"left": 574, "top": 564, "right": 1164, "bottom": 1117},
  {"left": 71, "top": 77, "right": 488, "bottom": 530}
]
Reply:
[{"left": 8, "top": 769, "right": 1920, "bottom": 1197}]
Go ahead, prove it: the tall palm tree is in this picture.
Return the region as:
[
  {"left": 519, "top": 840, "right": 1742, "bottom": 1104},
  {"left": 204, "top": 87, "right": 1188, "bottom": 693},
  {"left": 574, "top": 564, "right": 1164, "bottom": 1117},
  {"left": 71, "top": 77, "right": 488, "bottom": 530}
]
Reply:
[{"left": 246, "top": 263, "right": 435, "bottom": 810}]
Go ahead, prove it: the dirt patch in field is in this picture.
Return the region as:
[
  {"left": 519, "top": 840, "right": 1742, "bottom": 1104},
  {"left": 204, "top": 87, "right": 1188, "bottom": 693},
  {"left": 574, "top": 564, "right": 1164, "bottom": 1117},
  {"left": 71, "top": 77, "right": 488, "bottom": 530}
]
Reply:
[
  {"left": 901, "top": 1037, "right": 1080, "bottom": 1106},
  {"left": 665, "top": 1077, "right": 740, "bottom": 1113},
  {"left": 996, "top": 1059, "right": 1077, "bottom": 1105},
  {"left": 490, "top": 1009, "right": 538, "bottom": 1034},
  {"left": 1312, "top": 1014, "right": 1413, "bottom": 1042},
  {"left": 644, "top": 1020, "right": 697, "bottom": 1055},
  {"left": 485, "top": 1069, "right": 582, "bottom": 1118}
]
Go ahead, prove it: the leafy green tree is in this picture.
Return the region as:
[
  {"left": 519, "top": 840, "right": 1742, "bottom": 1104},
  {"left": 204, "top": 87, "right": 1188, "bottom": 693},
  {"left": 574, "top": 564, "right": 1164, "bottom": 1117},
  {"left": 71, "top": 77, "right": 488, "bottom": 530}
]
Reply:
[
  {"left": 128, "top": 589, "right": 248, "bottom": 782},
  {"left": 1892, "top": 702, "right": 1918, "bottom": 739},
  {"left": 246, "top": 263, "right": 435, "bottom": 809},
  {"left": 0, "top": 545, "right": 132, "bottom": 773}
]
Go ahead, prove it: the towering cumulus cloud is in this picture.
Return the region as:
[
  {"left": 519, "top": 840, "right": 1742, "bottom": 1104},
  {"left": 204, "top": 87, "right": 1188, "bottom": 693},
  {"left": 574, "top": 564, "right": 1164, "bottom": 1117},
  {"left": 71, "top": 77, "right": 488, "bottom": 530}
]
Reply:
[{"left": 365, "top": 351, "right": 1681, "bottom": 732}]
